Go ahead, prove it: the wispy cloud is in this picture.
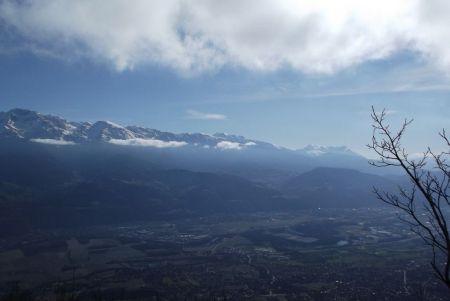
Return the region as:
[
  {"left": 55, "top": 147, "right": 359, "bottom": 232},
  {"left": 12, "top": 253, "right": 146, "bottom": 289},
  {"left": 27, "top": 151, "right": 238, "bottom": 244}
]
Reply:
[
  {"left": 2, "top": 1, "right": 450, "bottom": 75},
  {"left": 186, "top": 109, "right": 227, "bottom": 120}
]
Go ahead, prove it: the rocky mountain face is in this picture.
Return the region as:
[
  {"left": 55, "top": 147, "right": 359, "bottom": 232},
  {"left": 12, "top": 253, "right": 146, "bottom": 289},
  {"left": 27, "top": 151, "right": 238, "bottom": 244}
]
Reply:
[{"left": 0, "top": 108, "right": 361, "bottom": 157}]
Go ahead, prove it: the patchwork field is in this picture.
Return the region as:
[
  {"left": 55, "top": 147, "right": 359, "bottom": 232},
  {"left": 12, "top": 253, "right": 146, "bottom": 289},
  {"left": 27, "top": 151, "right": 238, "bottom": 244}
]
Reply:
[{"left": 0, "top": 208, "right": 447, "bottom": 300}]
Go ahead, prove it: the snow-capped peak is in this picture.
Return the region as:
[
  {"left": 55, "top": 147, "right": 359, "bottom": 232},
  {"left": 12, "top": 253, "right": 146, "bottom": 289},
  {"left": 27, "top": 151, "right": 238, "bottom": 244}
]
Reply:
[
  {"left": 0, "top": 109, "right": 359, "bottom": 157},
  {"left": 0, "top": 108, "right": 81, "bottom": 140},
  {"left": 87, "top": 120, "right": 136, "bottom": 141}
]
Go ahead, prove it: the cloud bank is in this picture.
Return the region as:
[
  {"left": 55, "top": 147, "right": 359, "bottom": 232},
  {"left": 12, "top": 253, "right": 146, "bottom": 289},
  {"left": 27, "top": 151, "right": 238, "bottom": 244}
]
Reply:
[
  {"left": 1, "top": 0, "right": 450, "bottom": 74},
  {"left": 30, "top": 138, "right": 76, "bottom": 145},
  {"left": 186, "top": 110, "right": 227, "bottom": 120},
  {"left": 109, "top": 138, "right": 187, "bottom": 148},
  {"left": 215, "top": 141, "right": 256, "bottom": 150},
  {"left": 216, "top": 141, "right": 242, "bottom": 150}
]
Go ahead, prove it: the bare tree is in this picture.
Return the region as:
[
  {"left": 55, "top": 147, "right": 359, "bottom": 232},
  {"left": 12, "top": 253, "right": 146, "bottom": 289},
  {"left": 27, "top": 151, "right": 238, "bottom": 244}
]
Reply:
[{"left": 368, "top": 106, "right": 450, "bottom": 289}]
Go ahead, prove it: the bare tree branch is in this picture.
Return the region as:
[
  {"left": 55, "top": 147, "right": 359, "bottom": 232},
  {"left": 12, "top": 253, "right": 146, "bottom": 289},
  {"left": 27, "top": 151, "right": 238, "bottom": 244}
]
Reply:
[{"left": 369, "top": 106, "right": 450, "bottom": 289}]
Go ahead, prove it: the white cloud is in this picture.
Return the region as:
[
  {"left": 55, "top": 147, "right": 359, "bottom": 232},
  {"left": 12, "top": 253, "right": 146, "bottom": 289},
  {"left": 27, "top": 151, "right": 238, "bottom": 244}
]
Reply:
[
  {"left": 216, "top": 141, "right": 242, "bottom": 150},
  {"left": 186, "top": 109, "right": 227, "bottom": 120},
  {"left": 109, "top": 138, "right": 187, "bottom": 148},
  {"left": 30, "top": 138, "right": 76, "bottom": 145},
  {"left": 215, "top": 140, "right": 257, "bottom": 150},
  {"left": 2, "top": 0, "right": 450, "bottom": 74}
]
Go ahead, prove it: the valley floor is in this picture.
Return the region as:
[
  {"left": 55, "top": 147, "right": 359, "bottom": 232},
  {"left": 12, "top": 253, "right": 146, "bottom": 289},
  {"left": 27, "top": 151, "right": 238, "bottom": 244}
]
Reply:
[{"left": 0, "top": 208, "right": 447, "bottom": 300}]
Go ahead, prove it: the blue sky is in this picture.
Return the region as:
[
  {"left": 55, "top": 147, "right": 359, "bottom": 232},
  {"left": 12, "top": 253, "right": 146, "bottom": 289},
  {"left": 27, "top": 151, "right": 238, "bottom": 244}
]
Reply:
[{"left": 1, "top": 0, "right": 450, "bottom": 156}]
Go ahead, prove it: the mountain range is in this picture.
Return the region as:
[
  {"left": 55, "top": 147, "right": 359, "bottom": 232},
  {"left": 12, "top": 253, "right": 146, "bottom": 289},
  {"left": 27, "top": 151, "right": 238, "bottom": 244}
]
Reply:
[
  {"left": 0, "top": 108, "right": 402, "bottom": 236},
  {"left": 0, "top": 108, "right": 377, "bottom": 179},
  {"left": 0, "top": 108, "right": 356, "bottom": 155}
]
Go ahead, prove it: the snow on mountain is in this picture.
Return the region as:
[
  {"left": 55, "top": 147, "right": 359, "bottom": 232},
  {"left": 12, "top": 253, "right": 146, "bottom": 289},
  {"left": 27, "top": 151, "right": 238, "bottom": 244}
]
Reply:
[
  {"left": 213, "top": 132, "right": 247, "bottom": 143},
  {"left": 87, "top": 121, "right": 136, "bottom": 141},
  {"left": 213, "top": 133, "right": 276, "bottom": 150},
  {"left": 0, "top": 109, "right": 360, "bottom": 157},
  {"left": 0, "top": 108, "right": 83, "bottom": 141}
]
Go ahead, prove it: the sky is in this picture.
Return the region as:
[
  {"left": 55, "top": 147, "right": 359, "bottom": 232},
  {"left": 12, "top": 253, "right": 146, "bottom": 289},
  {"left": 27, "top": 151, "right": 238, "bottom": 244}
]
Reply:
[{"left": 1, "top": 0, "right": 450, "bottom": 156}]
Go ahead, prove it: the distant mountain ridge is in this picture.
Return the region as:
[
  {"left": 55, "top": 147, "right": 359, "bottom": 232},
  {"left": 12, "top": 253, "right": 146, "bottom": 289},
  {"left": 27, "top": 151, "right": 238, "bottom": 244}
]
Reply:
[
  {"left": 0, "top": 108, "right": 359, "bottom": 156},
  {"left": 0, "top": 109, "right": 399, "bottom": 234},
  {"left": 282, "top": 167, "right": 396, "bottom": 207}
]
